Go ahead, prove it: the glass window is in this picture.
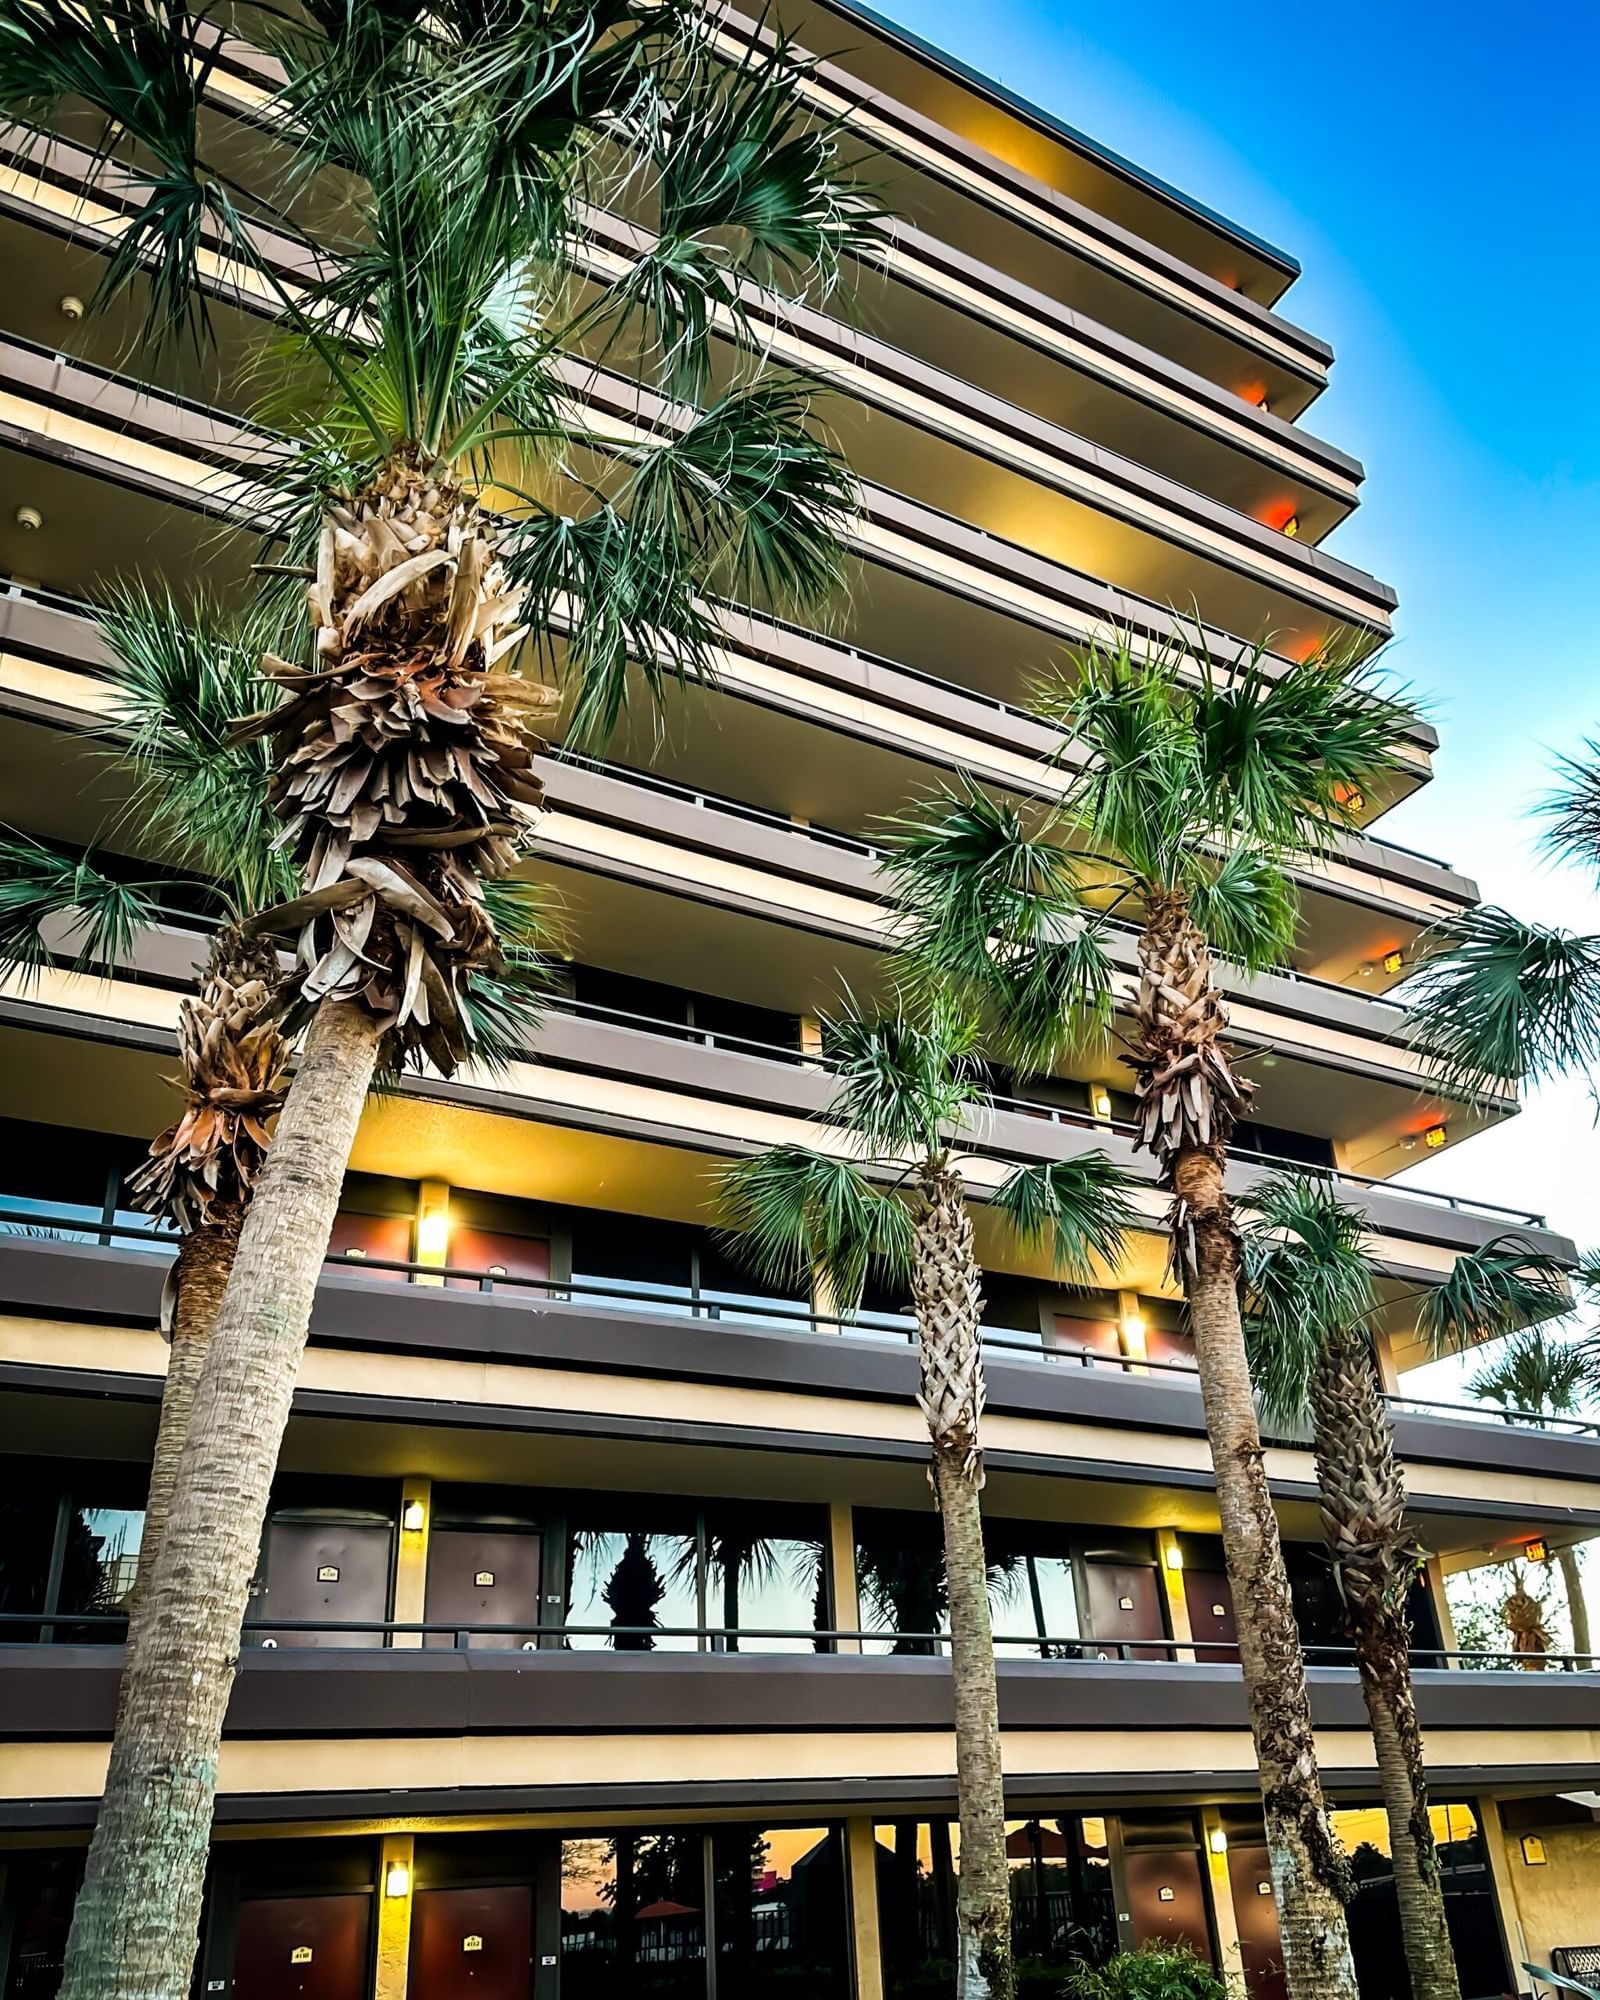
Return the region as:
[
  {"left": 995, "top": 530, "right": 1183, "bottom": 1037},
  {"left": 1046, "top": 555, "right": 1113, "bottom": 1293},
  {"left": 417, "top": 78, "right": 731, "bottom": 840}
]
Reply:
[
  {"left": 712, "top": 1826, "right": 847, "bottom": 1996},
  {"left": 874, "top": 1820, "right": 960, "bottom": 1999},
  {"left": 570, "top": 1214, "right": 696, "bottom": 1313},
  {"left": 54, "top": 1505, "right": 143, "bottom": 1639},
  {"left": 1005, "top": 1815, "right": 1117, "bottom": 1972},
  {"left": 699, "top": 1501, "right": 827, "bottom": 1654},
  {"left": 564, "top": 1498, "right": 702, "bottom": 1653},
  {"left": 0, "top": 1477, "right": 58, "bottom": 1636},
  {"left": 984, "top": 1521, "right": 1084, "bottom": 1659},
  {"left": 854, "top": 1511, "right": 947, "bottom": 1656},
  {"left": 0, "top": 1464, "right": 146, "bottom": 1645},
  {"left": 2, "top": 1850, "right": 85, "bottom": 1998},
  {"left": 560, "top": 1829, "right": 705, "bottom": 2000}
]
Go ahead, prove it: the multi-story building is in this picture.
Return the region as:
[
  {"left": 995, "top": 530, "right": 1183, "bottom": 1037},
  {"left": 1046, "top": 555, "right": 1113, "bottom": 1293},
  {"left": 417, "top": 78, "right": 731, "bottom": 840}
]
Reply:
[{"left": 1, "top": 6, "right": 1597, "bottom": 1997}]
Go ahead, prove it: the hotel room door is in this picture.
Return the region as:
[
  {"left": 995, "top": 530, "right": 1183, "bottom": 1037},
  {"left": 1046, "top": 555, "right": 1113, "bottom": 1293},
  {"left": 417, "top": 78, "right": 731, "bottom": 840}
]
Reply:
[
  {"left": 230, "top": 1893, "right": 371, "bottom": 2000},
  {"left": 409, "top": 1884, "right": 533, "bottom": 2000}
]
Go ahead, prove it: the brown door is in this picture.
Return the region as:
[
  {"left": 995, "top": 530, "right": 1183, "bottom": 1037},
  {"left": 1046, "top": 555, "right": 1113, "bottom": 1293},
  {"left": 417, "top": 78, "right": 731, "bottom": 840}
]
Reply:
[
  {"left": 253, "top": 1518, "right": 392, "bottom": 1648},
  {"left": 1083, "top": 1562, "right": 1166, "bottom": 1661},
  {"left": 410, "top": 1884, "right": 532, "bottom": 2000},
  {"left": 425, "top": 1529, "right": 542, "bottom": 1649},
  {"left": 1183, "top": 1568, "right": 1239, "bottom": 1664},
  {"left": 1124, "top": 1849, "right": 1211, "bottom": 1958},
  {"left": 231, "top": 1892, "right": 371, "bottom": 2000},
  {"left": 328, "top": 1211, "right": 413, "bottom": 1281},
  {"left": 447, "top": 1229, "right": 550, "bottom": 1293},
  {"left": 1227, "top": 1842, "right": 1288, "bottom": 2000}
]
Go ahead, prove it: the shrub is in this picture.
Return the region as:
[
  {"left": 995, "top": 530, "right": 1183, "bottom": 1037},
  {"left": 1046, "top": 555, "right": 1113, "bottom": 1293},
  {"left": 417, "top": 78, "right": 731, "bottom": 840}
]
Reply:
[{"left": 1063, "top": 1941, "right": 1230, "bottom": 2000}]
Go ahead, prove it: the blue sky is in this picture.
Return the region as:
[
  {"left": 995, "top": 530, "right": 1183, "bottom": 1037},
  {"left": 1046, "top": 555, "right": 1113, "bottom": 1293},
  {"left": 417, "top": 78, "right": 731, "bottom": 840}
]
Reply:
[{"left": 882, "top": 0, "right": 1600, "bottom": 1296}]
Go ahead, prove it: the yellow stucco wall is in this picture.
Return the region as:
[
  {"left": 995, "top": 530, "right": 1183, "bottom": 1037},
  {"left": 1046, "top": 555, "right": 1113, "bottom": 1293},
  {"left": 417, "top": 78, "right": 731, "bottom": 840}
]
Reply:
[{"left": 1498, "top": 1816, "right": 1600, "bottom": 1975}]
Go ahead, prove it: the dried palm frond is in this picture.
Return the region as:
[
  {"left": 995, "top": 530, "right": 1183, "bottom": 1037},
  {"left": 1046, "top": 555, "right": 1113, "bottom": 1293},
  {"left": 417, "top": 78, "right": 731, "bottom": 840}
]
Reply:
[
  {"left": 127, "top": 927, "right": 289, "bottom": 1231},
  {"left": 239, "top": 457, "right": 559, "bottom": 1073}
]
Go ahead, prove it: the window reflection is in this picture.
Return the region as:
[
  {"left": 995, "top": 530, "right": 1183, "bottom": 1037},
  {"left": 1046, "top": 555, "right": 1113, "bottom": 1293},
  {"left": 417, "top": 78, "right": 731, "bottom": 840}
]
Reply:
[
  {"left": 0, "top": 1462, "right": 145, "bottom": 1645},
  {"left": 560, "top": 1830, "right": 706, "bottom": 1999},
  {"left": 713, "top": 1826, "right": 848, "bottom": 1996}
]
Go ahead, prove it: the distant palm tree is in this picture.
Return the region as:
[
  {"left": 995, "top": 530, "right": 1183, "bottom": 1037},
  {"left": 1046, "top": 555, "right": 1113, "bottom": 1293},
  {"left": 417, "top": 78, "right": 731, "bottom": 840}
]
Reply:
[
  {"left": 1241, "top": 1173, "right": 1567, "bottom": 2000},
  {"left": 881, "top": 630, "right": 1422, "bottom": 2000},
  {"left": 719, "top": 1000, "right": 1135, "bottom": 1999},
  {"left": 1470, "top": 1328, "right": 1600, "bottom": 1660},
  {"left": 4, "top": 2, "right": 880, "bottom": 1990}
]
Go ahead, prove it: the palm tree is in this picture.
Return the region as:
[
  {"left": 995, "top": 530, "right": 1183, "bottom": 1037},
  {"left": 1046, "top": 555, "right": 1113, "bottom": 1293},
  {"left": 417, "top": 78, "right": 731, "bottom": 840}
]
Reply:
[
  {"left": 1470, "top": 1329, "right": 1600, "bottom": 1660},
  {"left": 7, "top": 5, "right": 879, "bottom": 1989},
  {"left": 718, "top": 1001, "right": 1135, "bottom": 1999},
  {"left": 880, "top": 630, "right": 1423, "bottom": 2000},
  {"left": 1240, "top": 1173, "right": 1569, "bottom": 2000}
]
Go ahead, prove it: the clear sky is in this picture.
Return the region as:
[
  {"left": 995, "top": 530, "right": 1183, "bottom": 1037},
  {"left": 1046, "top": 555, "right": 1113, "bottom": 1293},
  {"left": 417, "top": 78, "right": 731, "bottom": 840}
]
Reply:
[{"left": 878, "top": 0, "right": 1600, "bottom": 1368}]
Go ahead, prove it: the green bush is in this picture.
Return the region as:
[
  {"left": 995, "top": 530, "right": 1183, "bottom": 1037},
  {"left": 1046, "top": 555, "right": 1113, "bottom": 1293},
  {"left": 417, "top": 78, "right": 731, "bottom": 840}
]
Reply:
[{"left": 1062, "top": 1941, "right": 1230, "bottom": 2000}]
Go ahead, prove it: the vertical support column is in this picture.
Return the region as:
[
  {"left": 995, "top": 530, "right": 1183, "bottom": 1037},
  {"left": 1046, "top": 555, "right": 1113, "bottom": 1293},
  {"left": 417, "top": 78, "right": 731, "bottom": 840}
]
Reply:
[
  {"left": 1424, "top": 1553, "right": 1460, "bottom": 1667},
  {"left": 1199, "top": 1810, "right": 1246, "bottom": 1995},
  {"left": 1155, "top": 1530, "right": 1193, "bottom": 1662},
  {"left": 813, "top": 1266, "right": 842, "bottom": 1333},
  {"left": 1117, "top": 1290, "right": 1147, "bottom": 1376},
  {"left": 1371, "top": 1325, "right": 1402, "bottom": 1395},
  {"left": 414, "top": 1178, "right": 451, "bottom": 1287},
  {"left": 393, "top": 1477, "right": 432, "bottom": 1650},
  {"left": 830, "top": 1501, "right": 861, "bottom": 1655},
  {"left": 1477, "top": 1797, "right": 1528, "bottom": 1983},
  {"left": 374, "top": 1833, "right": 415, "bottom": 2000},
  {"left": 799, "top": 1014, "right": 824, "bottom": 1065},
  {"left": 845, "top": 1818, "right": 884, "bottom": 2000}
]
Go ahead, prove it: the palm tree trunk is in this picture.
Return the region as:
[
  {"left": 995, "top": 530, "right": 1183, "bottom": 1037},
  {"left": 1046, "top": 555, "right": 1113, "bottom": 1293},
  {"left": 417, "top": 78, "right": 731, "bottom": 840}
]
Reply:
[
  {"left": 913, "top": 1160, "right": 1012, "bottom": 2000},
  {"left": 1351, "top": 1604, "right": 1461, "bottom": 2000},
  {"left": 1557, "top": 1547, "right": 1592, "bottom": 1663},
  {"left": 126, "top": 1211, "right": 245, "bottom": 1614},
  {"left": 1308, "top": 1331, "right": 1460, "bottom": 2000},
  {"left": 1177, "top": 1146, "right": 1359, "bottom": 2000},
  {"left": 59, "top": 996, "right": 382, "bottom": 2000}
]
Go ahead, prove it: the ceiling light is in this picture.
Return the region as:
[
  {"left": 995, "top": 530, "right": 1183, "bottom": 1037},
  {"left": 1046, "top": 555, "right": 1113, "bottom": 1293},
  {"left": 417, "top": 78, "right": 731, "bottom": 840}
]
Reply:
[
  {"left": 58, "top": 295, "right": 85, "bottom": 321},
  {"left": 14, "top": 506, "right": 42, "bottom": 532},
  {"left": 1400, "top": 1135, "right": 1417, "bottom": 1152},
  {"left": 1424, "top": 1125, "right": 1447, "bottom": 1150}
]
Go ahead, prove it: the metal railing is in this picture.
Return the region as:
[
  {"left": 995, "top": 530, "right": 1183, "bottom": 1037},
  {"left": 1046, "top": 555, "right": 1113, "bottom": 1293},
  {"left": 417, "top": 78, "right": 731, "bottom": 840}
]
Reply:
[
  {"left": 3, "top": 1611, "right": 1597, "bottom": 1673},
  {"left": 3, "top": 1204, "right": 1583, "bottom": 1440}
]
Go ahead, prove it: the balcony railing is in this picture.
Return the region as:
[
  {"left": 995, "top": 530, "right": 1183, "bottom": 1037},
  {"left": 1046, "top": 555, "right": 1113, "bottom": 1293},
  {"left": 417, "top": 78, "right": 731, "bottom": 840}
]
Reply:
[
  {"left": 2, "top": 1611, "right": 1595, "bottom": 1673},
  {"left": 1, "top": 1204, "right": 1586, "bottom": 1444}
]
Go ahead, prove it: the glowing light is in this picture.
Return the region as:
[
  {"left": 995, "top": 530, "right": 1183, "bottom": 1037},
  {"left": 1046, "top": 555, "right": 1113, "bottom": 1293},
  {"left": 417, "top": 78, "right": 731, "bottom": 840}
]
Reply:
[
  {"left": 1209, "top": 1828, "right": 1229, "bottom": 1856},
  {"left": 1090, "top": 1086, "right": 1113, "bottom": 1119},
  {"left": 1164, "top": 1544, "right": 1184, "bottom": 1573},
  {"left": 402, "top": 1499, "right": 426, "bottom": 1534},
  {"left": 385, "top": 1860, "right": 411, "bottom": 1899},
  {"left": 1282, "top": 515, "right": 1300, "bottom": 539},
  {"left": 1526, "top": 1538, "right": 1550, "bottom": 1565},
  {"left": 1424, "top": 1125, "right": 1447, "bottom": 1151},
  {"left": 1382, "top": 949, "right": 1404, "bottom": 976},
  {"left": 417, "top": 1207, "right": 450, "bottom": 1260}
]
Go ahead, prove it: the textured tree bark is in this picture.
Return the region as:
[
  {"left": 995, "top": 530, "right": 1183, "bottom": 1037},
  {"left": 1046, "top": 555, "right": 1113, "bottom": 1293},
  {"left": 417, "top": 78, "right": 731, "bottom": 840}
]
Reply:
[
  {"left": 1557, "top": 1547, "right": 1592, "bottom": 1663},
  {"left": 912, "top": 1162, "right": 1012, "bottom": 2000},
  {"left": 1179, "top": 1164, "right": 1359, "bottom": 2000},
  {"left": 1354, "top": 1610, "right": 1462, "bottom": 2000},
  {"left": 126, "top": 1211, "right": 244, "bottom": 1614},
  {"left": 1308, "top": 1330, "right": 1460, "bottom": 2000},
  {"left": 58, "top": 998, "right": 382, "bottom": 2000}
]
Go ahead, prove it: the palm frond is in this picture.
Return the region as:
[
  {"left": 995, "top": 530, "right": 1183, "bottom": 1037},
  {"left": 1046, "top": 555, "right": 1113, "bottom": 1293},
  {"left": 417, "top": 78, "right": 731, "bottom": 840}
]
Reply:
[
  {"left": 1418, "top": 1238, "right": 1571, "bottom": 1357},
  {"left": 624, "top": 378, "right": 855, "bottom": 616},
  {"left": 714, "top": 1145, "right": 911, "bottom": 1314},
  {"left": 991, "top": 1155, "right": 1137, "bottom": 1284},
  {"left": 1537, "top": 740, "right": 1600, "bottom": 884},
  {"left": 457, "top": 876, "right": 569, "bottom": 1076},
  {"left": 1240, "top": 1174, "right": 1375, "bottom": 1431},
  {"left": 824, "top": 1001, "right": 988, "bottom": 1162},
  {"left": 1468, "top": 1326, "right": 1600, "bottom": 1418},
  {"left": 95, "top": 581, "right": 294, "bottom": 915},
  {"left": 618, "top": 17, "right": 883, "bottom": 390},
  {"left": 1183, "top": 844, "right": 1301, "bottom": 975},
  {"left": 0, "top": 0, "right": 227, "bottom": 346},
  {"left": 0, "top": 831, "right": 168, "bottom": 987},
  {"left": 1402, "top": 905, "right": 1600, "bottom": 1103},
  {"left": 880, "top": 780, "right": 1114, "bottom": 1060}
]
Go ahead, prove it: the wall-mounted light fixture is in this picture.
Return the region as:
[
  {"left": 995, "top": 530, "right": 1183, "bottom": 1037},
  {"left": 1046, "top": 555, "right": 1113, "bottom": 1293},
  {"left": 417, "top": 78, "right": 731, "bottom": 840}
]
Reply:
[
  {"left": 416, "top": 1207, "right": 449, "bottom": 1260},
  {"left": 1164, "top": 1544, "right": 1184, "bottom": 1573},
  {"left": 1208, "top": 1828, "right": 1229, "bottom": 1856},
  {"left": 1090, "top": 1086, "right": 1113, "bottom": 1120},
  {"left": 385, "top": 1859, "right": 411, "bottom": 1899},
  {"left": 401, "top": 1498, "right": 426, "bottom": 1534}
]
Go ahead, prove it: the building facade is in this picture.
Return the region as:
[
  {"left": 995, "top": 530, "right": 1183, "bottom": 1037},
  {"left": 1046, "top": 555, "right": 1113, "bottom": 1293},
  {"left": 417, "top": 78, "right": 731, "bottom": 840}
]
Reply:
[{"left": 1, "top": 4, "right": 1598, "bottom": 1997}]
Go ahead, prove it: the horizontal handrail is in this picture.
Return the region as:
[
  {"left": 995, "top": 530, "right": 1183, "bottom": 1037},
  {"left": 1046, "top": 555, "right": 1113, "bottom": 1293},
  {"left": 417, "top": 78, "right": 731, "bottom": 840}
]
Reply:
[
  {"left": 1382, "top": 1391, "right": 1600, "bottom": 1441},
  {"left": 2, "top": 1613, "right": 1596, "bottom": 1672}
]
